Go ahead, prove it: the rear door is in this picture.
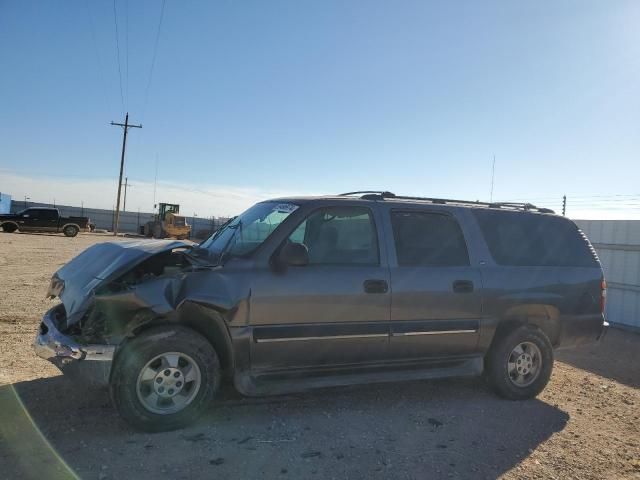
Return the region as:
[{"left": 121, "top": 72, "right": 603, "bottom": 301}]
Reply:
[
  {"left": 38, "top": 209, "right": 60, "bottom": 231},
  {"left": 249, "top": 204, "right": 391, "bottom": 371},
  {"left": 384, "top": 206, "right": 483, "bottom": 360}
]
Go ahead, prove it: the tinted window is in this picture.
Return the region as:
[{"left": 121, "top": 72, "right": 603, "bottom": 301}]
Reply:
[
  {"left": 29, "top": 209, "right": 57, "bottom": 220},
  {"left": 39, "top": 210, "right": 58, "bottom": 220},
  {"left": 288, "top": 207, "right": 379, "bottom": 265},
  {"left": 391, "top": 211, "right": 469, "bottom": 266},
  {"left": 473, "top": 210, "right": 597, "bottom": 267}
]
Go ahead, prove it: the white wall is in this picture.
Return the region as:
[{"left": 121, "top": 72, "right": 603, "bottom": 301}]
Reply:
[{"left": 575, "top": 220, "right": 640, "bottom": 330}]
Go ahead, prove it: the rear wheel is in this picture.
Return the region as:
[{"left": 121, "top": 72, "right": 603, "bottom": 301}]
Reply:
[
  {"left": 1, "top": 223, "right": 17, "bottom": 233},
  {"left": 486, "top": 325, "right": 553, "bottom": 400},
  {"left": 110, "top": 326, "right": 220, "bottom": 432},
  {"left": 63, "top": 225, "right": 79, "bottom": 237}
]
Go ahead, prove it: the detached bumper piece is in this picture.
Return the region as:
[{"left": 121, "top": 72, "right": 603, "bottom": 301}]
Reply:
[{"left": 33, "top": 307, "right": 115, "bottom": 387}]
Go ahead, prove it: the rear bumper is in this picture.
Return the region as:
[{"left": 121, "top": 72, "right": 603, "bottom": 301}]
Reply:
[
  {"left": 557, "top": 313, "right": 608, "bottom": 349},
  {"left": 33, "top": 307, "right": 115, "bottom": 386}
]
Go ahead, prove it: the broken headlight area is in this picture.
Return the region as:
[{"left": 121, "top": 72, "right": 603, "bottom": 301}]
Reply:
[
  {"left": 47, "top": 274, "right": 65, "bottom": 299},
  {"left": 55, "top": 247, "right": 198, "bottom": 344}
]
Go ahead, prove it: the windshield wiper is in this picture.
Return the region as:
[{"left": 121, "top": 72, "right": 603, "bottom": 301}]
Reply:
[
  {"left": 198, "top": 216, "right": 238, "bottom": 250},
  {"left": 219, "top": 219, "right": 243, "bottom": 265}
]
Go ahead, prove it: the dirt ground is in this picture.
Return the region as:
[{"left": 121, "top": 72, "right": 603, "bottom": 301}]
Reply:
[{"left": 0, "top": 232, "right": 638, "bottom": 480}]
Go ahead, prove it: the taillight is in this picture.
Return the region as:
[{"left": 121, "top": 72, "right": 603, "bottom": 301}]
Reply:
[{"left": 600, "top": 279, "right": 607, "bottom": 314}]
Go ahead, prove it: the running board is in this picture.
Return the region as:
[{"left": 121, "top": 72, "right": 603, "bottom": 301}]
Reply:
[{"left": 234, "top": 356, "right": 484, "bottom": 397}]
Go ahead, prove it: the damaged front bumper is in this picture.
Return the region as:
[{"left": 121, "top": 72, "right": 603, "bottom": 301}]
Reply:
[{"left": 33, "top": 306, "right": 115, "bottom": 387}]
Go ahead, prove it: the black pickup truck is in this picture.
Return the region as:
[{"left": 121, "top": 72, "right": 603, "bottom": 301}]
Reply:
[{"left": 0, "top": 207, "right": 90, "bottom": 237}]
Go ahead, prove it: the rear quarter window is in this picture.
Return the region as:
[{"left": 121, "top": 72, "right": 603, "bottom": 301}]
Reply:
[{"left": 473, "top": 210, "right": 597, "bottom": 267}]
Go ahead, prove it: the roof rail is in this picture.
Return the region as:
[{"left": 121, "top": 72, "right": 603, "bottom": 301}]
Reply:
[
  {"left": 337, "top": 191, "right": 555, "bottom": 214},
  {"left": 339, "top": 191, "right": 395, "bottom": 197}
]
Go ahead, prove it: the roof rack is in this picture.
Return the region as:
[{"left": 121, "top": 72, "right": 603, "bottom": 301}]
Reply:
[
  {"left": 337, "top": 191, "right": 555, "bottom": 214},
  {"left": 339, "top": 191, "right": 394, "bottom": 197}
]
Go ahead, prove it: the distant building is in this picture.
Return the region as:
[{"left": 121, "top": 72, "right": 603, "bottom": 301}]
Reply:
[{"left": 0, "top": 193, "right": 11, "bottom": 214}]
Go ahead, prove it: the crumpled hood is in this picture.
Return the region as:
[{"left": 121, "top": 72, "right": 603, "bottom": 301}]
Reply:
[{"left": 50, "top": 239, "right": 191, "bottom": 327}]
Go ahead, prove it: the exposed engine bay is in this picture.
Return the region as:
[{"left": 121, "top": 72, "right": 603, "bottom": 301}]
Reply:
[{"left": 47, "top": 240, "right": 205, "bottom": 344}]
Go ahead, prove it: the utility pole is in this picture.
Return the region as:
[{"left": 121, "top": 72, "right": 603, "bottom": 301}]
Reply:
[
  {"left": 490, "top": 155, "right": 496, "bottom": 202},
  {"left": 123, "top": 177, "right": 132, "bottom": 213},
  {"left": 110, "top": 112, "right": 142, "bottom": 235},
  {"left": 562, "top": 195, "right": 567, "bottom": 216},
  {"left": 153, "top": 154, "right": 159, "bottom": 209}
]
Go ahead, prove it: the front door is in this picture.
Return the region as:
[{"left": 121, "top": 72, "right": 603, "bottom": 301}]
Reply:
[
  {"left": 249, "top": 205, "right": 390, "bottom": 371},
  {"left": 385, "top": 208, "right": 483, "bottom": 360}
]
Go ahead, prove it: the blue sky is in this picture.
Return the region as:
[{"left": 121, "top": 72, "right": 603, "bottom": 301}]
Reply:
[{"left": 1, "top": 1, "right": 639, "bottom": 217}]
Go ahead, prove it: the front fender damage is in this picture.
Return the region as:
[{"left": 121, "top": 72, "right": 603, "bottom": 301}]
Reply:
[
  {"left": 48, "top": 240, "right": 245, "bottom": 344},
  {"left": 77, "top": 269, "right": 241, "bottom": 344}
]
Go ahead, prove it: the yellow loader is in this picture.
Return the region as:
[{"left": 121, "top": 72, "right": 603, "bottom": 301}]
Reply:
[{"left": 143, "top": 203, "right": 191, "bottom": 239}]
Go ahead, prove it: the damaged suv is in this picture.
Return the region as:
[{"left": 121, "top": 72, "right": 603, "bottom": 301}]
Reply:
[{"left": 34, "top": 192, "right": 607, "bottom": 431}]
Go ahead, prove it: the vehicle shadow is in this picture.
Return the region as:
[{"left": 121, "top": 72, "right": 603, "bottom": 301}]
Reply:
[
  {"left": 0, "top": 374, "right": 569, "bottom": 480},
  {"left": 2, "top": 232, "right": 69, "bottom": 238},
  {"left": 556, "top": 327, "right": 640, "bottom": 389}
]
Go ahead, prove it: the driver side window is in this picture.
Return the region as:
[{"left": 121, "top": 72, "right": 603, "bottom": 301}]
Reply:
[{"left": 288, "top": 207, "right": 379, "bottom": 265}]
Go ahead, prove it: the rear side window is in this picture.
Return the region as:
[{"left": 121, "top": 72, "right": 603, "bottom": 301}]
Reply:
[
  {"left": 473, "top": 210, "right": 597, "bottom": 267},
  {"left": 391, "top": 211, "right": 470, "bottom": 266},
  {"left": 40, "top": 210, "right": 58, "bottom": 220}
]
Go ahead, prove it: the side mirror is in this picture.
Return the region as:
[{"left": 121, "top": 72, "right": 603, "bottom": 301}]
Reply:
[{"left": 279, "top": 242, "right": 309, "bottom": 267}]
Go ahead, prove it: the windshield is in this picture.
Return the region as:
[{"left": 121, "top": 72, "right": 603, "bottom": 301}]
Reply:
[{"left": 200, "top": 201, "right": 299, "bottom": 258}]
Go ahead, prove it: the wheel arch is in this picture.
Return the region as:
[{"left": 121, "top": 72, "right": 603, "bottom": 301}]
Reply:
[
  {"left": 116, "top": 301, "right": 235, "bottom": 376},
  {"left": 491, "top": 304, "right": 561, "bottom": 349}
]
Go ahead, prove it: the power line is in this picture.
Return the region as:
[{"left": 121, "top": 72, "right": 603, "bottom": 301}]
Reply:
[
  {"left": 112, "top": 0, "right": 125, "bottom": 115},
  {"left": 125, "top": 0, "right": 129, "bottom": 107},
  {"left": 84, "top": 0, "right": 112, "bottom": 116},
  {"left": 142, "top": 0, "right": 167, "bottom": 120},
  {"left": 506, "top": 193, "right": 640, "bottom": 202}
]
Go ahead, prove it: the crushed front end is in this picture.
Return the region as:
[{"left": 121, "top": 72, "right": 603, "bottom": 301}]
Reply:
[
  {"left": 34, "top": 304, "right": 115, "bottom": 386},
  {"left": 33, "top": 239, "right": 197, "bottom": 386}
]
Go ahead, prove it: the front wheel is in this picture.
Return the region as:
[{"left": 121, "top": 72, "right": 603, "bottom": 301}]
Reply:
[
  {"left": 485, "top": 325, "right": 553, "bottom": 400},
  {"left": 110, "top": 326, "right": 220, "bottom": 432}
]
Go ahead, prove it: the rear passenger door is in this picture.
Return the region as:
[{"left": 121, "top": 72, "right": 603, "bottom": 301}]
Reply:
[
  {"left": 37, "top": 209, "right": 60, "bottom": 231},
  {"left": 385, "top": 208, "right": 483, "bottom": 360}
]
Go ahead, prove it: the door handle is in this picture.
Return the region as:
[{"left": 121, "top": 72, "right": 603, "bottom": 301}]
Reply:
[
  {"left": 453, "top": 280, "right": 474, "bottom": 293},
  {"left": 363, "top": 279, "right": 388, "bottom": 294}
]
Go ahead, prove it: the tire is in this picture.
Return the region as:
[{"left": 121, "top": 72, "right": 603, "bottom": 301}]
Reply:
[
  {"left": 1, "top": 223, "right": 17, "bottom": 233},
  {"left": 63, "top": 225, "right": 79, "bottom": 237},
  {"left": 110, "top": 325, "right": 220, "bottom": 432},
  {"left": 152, "top": 224, "right": 164, "bottom": 239},
  {"left": 485, "top": 325, "right": 553, "bottom": 400}
]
